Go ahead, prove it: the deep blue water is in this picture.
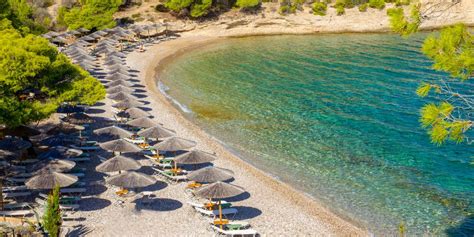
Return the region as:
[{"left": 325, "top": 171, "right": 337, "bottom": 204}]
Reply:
[{"left": 159, "top": 33, "right": 473, "bottom": 236}]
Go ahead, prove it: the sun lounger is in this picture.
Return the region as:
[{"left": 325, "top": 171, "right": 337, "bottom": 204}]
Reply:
[
  {"left": 2, "top": 202, "right": 31, "bottom": 210},
  {"left": 187, "top": 201, "right": 231, "bottom": 210},
  {"left": 152, "top": 167, "right": 187, "bottom": 183},
  {"left": 210, "top": 225, "right": 258, "bottom": 236},
  {"left": 38, "top": 193, "right": 81, "bottom": 204},
  {"left": 60, "top": 188, "right": 86, "bottom": 194},
  {"left": 193, "top": 206, "right": 238, "bottom": 218},
  {"left": 209, "top": 220, "right": 251, "bottom": 229},
  {"left": 69, "top": 145, "right": 99, "bottom": 151},
  {"left": 3, "top": 192, "right": 31, "bottom": 199},
  {"left": 66, "top": 157, "right": 91, "bottom": 162},
  {"left": 0, "top": 210, "right": 33, "bottom": 217},
  {"left": 3, "top": 185, "right": 28, "bottom": 193},
  {"left": 124, "top": 137, "right": 146, "bottom": 144},
  {"left": 35, "top": 198, "right": 79, "bottom": 211}
]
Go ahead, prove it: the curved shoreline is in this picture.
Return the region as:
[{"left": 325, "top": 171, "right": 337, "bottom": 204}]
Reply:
[{"left": 127, "top": 34, "right": 369, "bottom": 235}]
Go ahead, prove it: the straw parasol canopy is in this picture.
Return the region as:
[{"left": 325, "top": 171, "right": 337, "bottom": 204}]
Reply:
[
  {"left": 108, "top": 92, "right": 138, "bottom": 101},
  {"left": 105, "top": 72, "right": 131, "bottom": 81},
  {"left": 186, "top": 167, "right": 233, "bottom": 183},
  {"left": 1, "top": 125, "right": 40, "bottom": 137},
  {"left": 112, "top": 98, "right": 143, "bottom": 110},
  {"left": 194, "top": 181, "right": 244, "bottom": 199},
  {"left": 174, "top": 150, "right": 217, "bottom": 165},
  {"left": 117, "top": 107, "right": 151, "bottom": 119},
  {"left": 63, "top": 113, "right": 94, "bottom": 124},
  {"left": 137, "top": 125, "right": 175, "bottom": 139},
  {"left": 40, "top": 134, "right": 78, "bottom": 147},
  {"left": 46, "top": 123, "right": 84, "bottom": 135},
  {"left": 106, "top": 85, "right": 135, "bottom": 94},
  {"left": 152, "top": 137, "right": 196, "bottom": 152},
  {"left": 126, "top": 117, "right": 159, "bottom": 128},
  {"left": 106, "top": 80, "right": 134, "bottom": 88},
  {"left": 25, "top": 169, "right": 78, "bottom": 189},
  {"left": 0, "top": 137, "right": 31, "bottom": 151},
  {"left": 93, "top": 126, "right": 133, "bottom": 139},
  {"left": 57, "top": 104, "right": 85, "bottom": 114},
  {"left": 106, "top": 171, "right": 156, "bottom": 189},
  {"left": 99, "top": 139, "right": 142, "bottom": 153},
  {"left": 96, "top": 155, "right": 141, "bottom": 173},
  {"left": 32, "top": 159, "right": 76, "bottom": 173},
  {"left": 37, "top": 146, "right": 83, "bottom": 159}
]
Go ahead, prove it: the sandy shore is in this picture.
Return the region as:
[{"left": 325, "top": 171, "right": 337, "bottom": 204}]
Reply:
[
  {"left": 122, "top": 34, "right": 369, "bottom": 236},
  {"left": 60, "top": 1, "right": 474, "bottom": 235}
]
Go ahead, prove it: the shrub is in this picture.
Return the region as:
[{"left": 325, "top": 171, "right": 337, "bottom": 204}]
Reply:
[
  {"left": 358, "top": 3, "right": 368, "bottom": 11},
  {"left": 312, "top": 2, "right": 327, "bottom": 16},
  {"left": 190, "top": 0, "right": 212, "bottom": 17},
  {"left": 42, "top": 185, "right": 61, "bottom": 237},
  {"left": 236, "top": 0, "right": 260, "bottom": 8},
  {"left": 155, "top": 4, "right": 169, "bottom": 12},
  {"left": 336, "top": 5, "right": 345, "bottom": 15},
  {"left": 369, "top": 0, "right": 385, "bottom": 9},
  {"left": 335, "top": 0, "right": 355, "bottom": 9},
  {"left": 395, "top": 0, "right": 410, "bottom": 6},
  {"left": 165, "top": 0, "right": 194, "bottom": 12}
]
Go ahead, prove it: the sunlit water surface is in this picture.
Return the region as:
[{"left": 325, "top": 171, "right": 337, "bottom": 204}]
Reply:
[{"left": 158, "top": 34, "right": 473, "bottom": 236}]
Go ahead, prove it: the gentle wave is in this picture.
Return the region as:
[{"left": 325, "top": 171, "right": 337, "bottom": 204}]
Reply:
[{"left": 157, "top": 80, "right": 192, "bottom": 114}]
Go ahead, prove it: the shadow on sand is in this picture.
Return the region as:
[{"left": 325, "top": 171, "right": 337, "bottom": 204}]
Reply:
[
  {"left": 232, "top": 206, "right": 263, "bottom": 220},
  {"left": 80, "top": 197, "right": 112, "bottom": 211},
  {"left": 133, "top": 198, "right": 183, "bottom": 212}
]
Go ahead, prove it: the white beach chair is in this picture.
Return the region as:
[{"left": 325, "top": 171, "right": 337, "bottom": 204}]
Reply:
[
  {"left": 124, "top": 137, "right": 146, "bottom": 144},
  {"left": 3, "top": 192, "right": 31, "bottom": 199},
  {"left": 0, "top": 210, "right": 33, "bottom": 217},
  {"left": 60, "top": 188, "right": 86, "bottom": 194},
  {"left": 35, "top": 198, "right": 79, "bottom": 211},
  {"left": 69, "top": 145, "right": 99, "bottom": 151},
  {"left": 152, "top": 167, "right": 187, "bottom": 183},
  {"left": 210, "top": 225, "right": 258, "bottom": 237},
  {"left": 2, "top": 202, "right": 31, "bottom": 210},
  {"left": 193, "top": 206, "right": 238, "bottom": 218},
  {"left": 187, "top": 201, "right": 230, "bottom": 209},
  {"left": 3, "top": 185, "right": 28, "bottom": 193}
]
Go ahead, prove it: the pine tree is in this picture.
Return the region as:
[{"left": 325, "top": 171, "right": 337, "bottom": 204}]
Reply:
[{"left": 42, "top": 185, "right": 61, "bottom": 237}]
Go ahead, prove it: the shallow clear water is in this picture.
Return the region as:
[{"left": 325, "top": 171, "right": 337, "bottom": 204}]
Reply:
[{"left": 158, "top": 34, "right": 474, "bottom": 236}]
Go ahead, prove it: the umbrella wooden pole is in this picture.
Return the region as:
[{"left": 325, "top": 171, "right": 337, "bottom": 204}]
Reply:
[
  {"left": 219, "top": 200, "right": 223, "bottom": 230},
  {"left": 0, "top": 179, "right": 3, "bottom": 211}
]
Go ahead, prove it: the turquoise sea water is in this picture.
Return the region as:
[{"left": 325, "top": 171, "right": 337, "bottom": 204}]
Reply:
[{"left": 158, "top": 34, "right": 473, "bottom": 235}]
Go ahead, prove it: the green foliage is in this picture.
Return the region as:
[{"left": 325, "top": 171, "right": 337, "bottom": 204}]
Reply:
[
  {"left": 387, "top": 4, "right": 420, "bottom": 36},
  {"left": 63, "top": 0, "right": 122, "bottom": 30},
  {"left": 312, "top": 2, "right": 327, "bottom": 16},
  {"left": 358, "top": 3, "right": 368, "bottom": 11},
  {"left": 336, "top": 5, "right": 345, "bottom": 15},
  {"left": 395, "top": 0, "right": 410, "bottom": 6},
  {"left": 279, "top": 0, "right": 298, "bottom": 15},
  {"left": 420, "top": 102, "right": 471, "bottom": 144},
  {"left": 1, "top": 0, "right": 47, "bottom": 34},
  {"left": 42, "top": 185, "right": 61, "bottom": 237},
  {"left": 191, "top": 0, "right": 212, "bottom": 17},
  {"left": 0, "top": 22, "right": 105, "bottom": 128},
  {"left": 165, "top": 0, "right": 194, "bottom": 12},
  {"left": 55, "top": 6, "right": 68, "bottom": 30},
  {"left": 236, "top": 0, "right": 260, "bottom": 9},
  {"left": 368, "top": 0, "right": 385, "bottom": 9},
  {"left": 335, "top": 0, "right": 355, "bottom": 9},
  {"left": 422, "top": 24, "right": 474, "bottom": 80}
]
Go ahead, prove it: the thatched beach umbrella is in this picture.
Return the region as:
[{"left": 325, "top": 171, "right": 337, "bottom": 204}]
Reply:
[
  {"left": 117, "top": 107, "right": 151, "bottom": 119},
  {"left": 25, "top": 169, "right": 78, "bottom": 189},
  {"left": 106, "top": 80, "right": 135, "bottom": 88},
  {"left": 194, "top": 181, "right": 245, "bottom": 228},
  {"left": 1, "top": 126, "right": 40, "bottom": 137},
  {"left": 81, "top": 35, "right": 95, "bottom": 42},
  {"left": 46, "top": 123, "right": 84, "bottom": 135},
  {"left": 152, "top": 137, "right": 196, "bottom": 152},
  {"left": 109, "top": 68, "right": 131, "bottom": 76},
  {"left": 137, "top": 125, "right": 175, "bottom": 140},
  {"left": 186, "top": 167, "right": 233, "bottom": 183},
  {"left": 96, "top": 155, "right": 140, "bottom": 173},
  {"left": 108, "top": 92, "right": 138, "bottom": 101},
  {"left": 94, "top": 126, "right": 133, "bottom": 139},
  {"left": 99, "top": 139, "right": 141, "bottom": 153},
  {"left": 112, "top": 98, "right": 143, "bottom": 110},
  {"left": 37, "top": 146, "right": 83, "bottom": 159},
  {"left": 107, "top": 85, "right": 135, "bottom": 94},
  {"left": 127, "top": 117, "right": 159, "bottom": 128},
  {"left": 39, "top": 135, "right": 78, "bottom": 147},
  {"left": 32, "top": 159, "right": 76, "bottom": 173},
  {"left": 175, "top": 150, "right": 217, "bottom": 165},
  {"left": 77, "top": 28, "right": 89, "bottom": 33},
  {"left": 106, "top": 171, "right": 156, "bottom": 189},
  {"left": 63, "top": 113, "right": 94, "bottom": 125},
  {"left": 107, "top": 51, "right": 127, "bottom": 58},
  {"left": 105, "top": 73, "right": 131, "bottom": 81},
  {"left": 0, "top": 137, "right": 31, "bottom": 151}
]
